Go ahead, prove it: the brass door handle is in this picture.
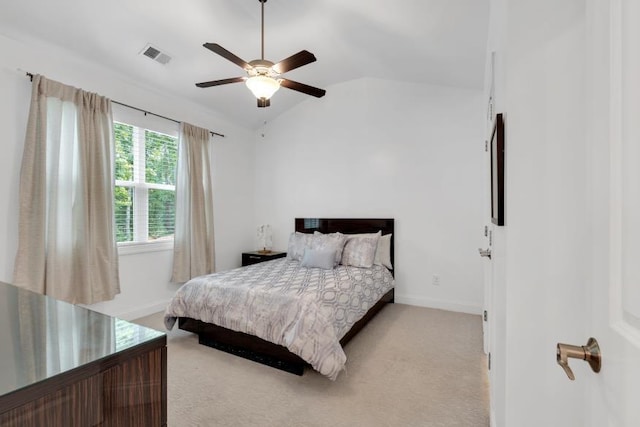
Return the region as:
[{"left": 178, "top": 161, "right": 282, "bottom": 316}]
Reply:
[
  {"left": 556, "top": 337, "right": 601, "bottom": 380},
  {"left": 478, "top": 248, "right": 491, "bottom": 259}
]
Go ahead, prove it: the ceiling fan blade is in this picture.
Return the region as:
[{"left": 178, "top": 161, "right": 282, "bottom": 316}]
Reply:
[
  {"left": 272, "top": 50, "right": 317, "bottom": 74},
  {"left": 280, "top": 79, "right": 326, "bottom": 98},
  {"left": 203, "top": 43, "right": 252, "bottom": 70},
  {"left": 195, "top": 77, "right": 246, "bottom": 88}
]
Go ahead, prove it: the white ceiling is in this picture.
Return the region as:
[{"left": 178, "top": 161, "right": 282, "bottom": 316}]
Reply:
[{"left": 0, "top": 0, "right": 489, "bottom": 129}]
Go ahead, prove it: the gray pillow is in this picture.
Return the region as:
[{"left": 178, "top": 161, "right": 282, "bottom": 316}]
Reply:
[
  {"left": 301, "top": 248, "right": 336, "bottom": 270},
  {"left": 312, "top": 231, "right": 346, "bottom": 266}
]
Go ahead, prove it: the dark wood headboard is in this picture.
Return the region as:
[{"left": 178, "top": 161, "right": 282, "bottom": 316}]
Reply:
[{"left": 294, "top": 218, "right": 394, "bottom": 274}]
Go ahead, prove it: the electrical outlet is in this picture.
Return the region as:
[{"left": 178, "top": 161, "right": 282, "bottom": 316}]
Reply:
[{"left": 432, "top": 274, "right": 440, "bottom": 286}]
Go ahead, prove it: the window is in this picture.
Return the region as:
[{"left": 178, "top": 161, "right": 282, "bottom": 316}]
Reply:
[{"left": 114, "top": 121, "right": 177, "bottom": 245}]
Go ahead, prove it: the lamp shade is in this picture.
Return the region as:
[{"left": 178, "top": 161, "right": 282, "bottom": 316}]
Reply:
[
  {"left": 257, "top": 224, "right": 272, "bottom": 251},
  {"left": 245, "top": 75, "right": 280, "bottom": 100}
]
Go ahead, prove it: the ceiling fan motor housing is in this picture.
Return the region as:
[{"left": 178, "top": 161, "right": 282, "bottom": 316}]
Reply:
[{"left": 248, "top": 60, "right": 277, "bottom": 77}]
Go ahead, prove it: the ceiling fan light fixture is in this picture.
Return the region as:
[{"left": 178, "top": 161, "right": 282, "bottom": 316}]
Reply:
[{"left": 245, "top": 75, "right": 281, "bottom": 100}]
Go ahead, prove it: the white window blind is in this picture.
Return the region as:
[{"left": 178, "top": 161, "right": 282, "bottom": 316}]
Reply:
[{"left": 114, "top": 121, "right": 177, "bottom": 244}]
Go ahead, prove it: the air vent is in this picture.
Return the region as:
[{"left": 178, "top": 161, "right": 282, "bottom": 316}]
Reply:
[
  {"left": 140, "top": 44, "right": 172, "bottom": 65},
  {"left": 143, "top": 46, "right": 161, "bottom": 59}
]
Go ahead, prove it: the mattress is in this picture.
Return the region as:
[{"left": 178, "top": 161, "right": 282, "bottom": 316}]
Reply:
[{"left": 164, "top": 258, "right": 394, "bottom": 379}]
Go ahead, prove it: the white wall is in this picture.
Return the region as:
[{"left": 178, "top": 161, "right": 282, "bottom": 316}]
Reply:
[
  {"left": 0, "top": 32, "right": 256, "bottom": 320},
  {"left": 254, "top": 77, "right": 485, "bottom": 314},
  {"left": 485, "top": 0, "right": 591, "bottom": 425}
]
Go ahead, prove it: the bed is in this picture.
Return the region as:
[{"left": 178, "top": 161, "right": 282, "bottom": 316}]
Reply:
[{"left": 164, "top": 218, "right": 395, "bottom": 379}]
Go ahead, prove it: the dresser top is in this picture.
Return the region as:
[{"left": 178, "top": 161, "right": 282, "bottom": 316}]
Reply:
[{"left": 0, "top": 281, "right": 165, "bottom": 398}]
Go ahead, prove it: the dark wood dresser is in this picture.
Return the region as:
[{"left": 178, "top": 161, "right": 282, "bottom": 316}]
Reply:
[
  {"left": 241, "top": 251, "right": 286, "bottom": 266},
  {"left": 0, "top": 281, "right": 167, "bottom": 426}
]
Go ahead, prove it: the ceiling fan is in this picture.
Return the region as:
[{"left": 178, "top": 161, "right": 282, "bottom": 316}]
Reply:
[{"left": 196, "top": 0, "right": 326, "bottom": 108}]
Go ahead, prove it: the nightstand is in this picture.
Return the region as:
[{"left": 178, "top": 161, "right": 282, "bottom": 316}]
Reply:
[{"left": 241, "top": 251, "right": 287, "bottom": 266}]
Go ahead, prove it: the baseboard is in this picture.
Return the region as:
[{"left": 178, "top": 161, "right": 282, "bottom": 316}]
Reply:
[
  {"left": 113, "top": 299, "right": 171, "bottom": 321},
  {"left": 394, "top": 294, "right": 482, "bottom": 315}
]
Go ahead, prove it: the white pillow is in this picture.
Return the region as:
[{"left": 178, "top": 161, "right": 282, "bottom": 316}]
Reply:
[
  {"left": 301, "top": 248, "right": 336, "bottom": 270},
  {"left": 341, "top": 231, "right": 381, "bottom": 268},
  {"left": 374, "top": 233, "right": 393, "bottom": 270}
]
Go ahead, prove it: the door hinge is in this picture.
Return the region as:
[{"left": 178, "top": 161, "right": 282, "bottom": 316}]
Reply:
[
  {"left": 484, "top": 225, "right": 488, "bottom": 237},
  {"left": 483, "top": 310, "right": 488, "bottom": 322},
  {"left": 488, "top": 352, "right": 491, "bottom": 370},
  {"left": 485, "top": 140, "right": 489, "bottom": 152},
  {"left": 489, "top": 230, "right": 493, "bottom": 246}
]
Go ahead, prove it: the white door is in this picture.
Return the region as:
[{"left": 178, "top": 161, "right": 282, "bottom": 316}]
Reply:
[
  {"left": 586, "top": 0, "right": 640, "bottom": 425},
  {"left": 482, "top": 52, "right": 497, "bottom": 357},
  {"left": 481, "top": 226, "right": 490, "bottom": 355},
  {"left": 482, "top": 132, "right": 493, "bottom": 356}
]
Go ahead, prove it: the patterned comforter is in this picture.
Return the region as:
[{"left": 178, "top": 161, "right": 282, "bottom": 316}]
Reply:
[{"left": 164, "top": 258, "right": 394, "bottom": 380}]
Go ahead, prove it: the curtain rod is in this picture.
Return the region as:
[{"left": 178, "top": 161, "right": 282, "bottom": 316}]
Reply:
[{"left": 25, "top": 72, "right": 225, "bottom": 138}]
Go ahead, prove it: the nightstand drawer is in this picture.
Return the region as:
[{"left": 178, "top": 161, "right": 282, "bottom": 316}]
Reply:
[{"left": 241, "top": 251, "right": 287, "bottom": 266}]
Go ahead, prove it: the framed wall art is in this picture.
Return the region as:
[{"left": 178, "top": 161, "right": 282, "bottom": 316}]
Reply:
[{"left": 491, "top": 113, "right": 505, "bottom": 226}]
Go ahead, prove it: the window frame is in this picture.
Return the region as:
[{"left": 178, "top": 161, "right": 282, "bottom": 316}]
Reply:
[{"left": 112, "top": 107, "right": 179, "bottom": 255}]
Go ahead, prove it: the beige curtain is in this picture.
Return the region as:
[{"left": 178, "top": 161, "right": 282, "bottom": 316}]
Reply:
[
  {"left": 13, "top": 75, "right": 120, "bottom": 304},
  {"left": 171, "top": 122, "right": 215, "bottom": 282}
]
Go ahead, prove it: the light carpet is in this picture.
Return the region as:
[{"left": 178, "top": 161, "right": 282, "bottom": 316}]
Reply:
[{"left": 133, "top": 303, "right": 489, "bottom": 427}]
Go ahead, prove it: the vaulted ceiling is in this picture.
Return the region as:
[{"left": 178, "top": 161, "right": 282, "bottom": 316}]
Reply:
[{"left": 0, "top": 0, "right": 489, "bottom": 129}]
